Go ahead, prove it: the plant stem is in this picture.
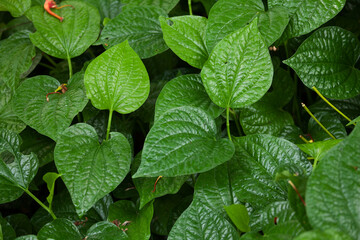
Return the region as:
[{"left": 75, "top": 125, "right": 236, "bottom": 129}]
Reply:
[
  {"left": 229, "top": 108, "right": 243, "bottom": 136},
  {"left": 312, "top": 86, "right": 352, "bottom": 123},
  {"left": 188, "top": 0, "right": 192, "bottom": 15},
  {"left": 106, "top": 109, "right": 113, "bottom": 140},
  {"left": 43, "top": 53, "right": 57, "bottom": 67},
  {"left": 21, "top": 187, "right": 57, "bottom": 219},
  {"left": 67, "top": 53, "right": 73, "bottom": 79},
  {"left": 301, "top": 103, "right": 336, "bottom": 140},
  {"left": 299, "top": 135, "right": 310, "bottom": 143},
  {"left": 226, "top": 107, "right": 232, "bottom": 142}
]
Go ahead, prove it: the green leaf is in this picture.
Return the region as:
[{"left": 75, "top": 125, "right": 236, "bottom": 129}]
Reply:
[
  {"left": 347, "top": 115, "right": 360, "bottom": 126},
  {"left": 122, "top": 0, "right": 179, "bottom": 13},
  {"left": 43, "top": 172, "right": 61, "bottom": 208},
  {"left": 297, "top": 139, "right": 342, "bottom": 163},
  {"left": 86, "top": 221, "right": 129, "bottom": 240},
  {"left": 132, "top": 153, "right": 188, "bottom": 209},
  {"left": 133, "top": 106, "right": 234, "bottom": 177},
  {"left": 201, "top": 19, "right": 273, "bottom": 108},
  {"left": 307, "top": 112, "right": 347, "bottom": 141},
  {"left": 306, "top": 125, "right": 360, "bottom": 239},
  {"left": 84, "top": 41, "right": 150, "bottom": 114},
  {"left": 0, "top": 217, "right": 16, "bottom": 240},
  {"left": 224, "top": 204, "right": 251, "bottom": 232},
  {"left": 283, "top": 27, "right": 360, "bottom": 99},
  {"left": 0, "top": 0, "right": 31, "bottom": 17},
  {"left": 263, "top": 220, "right": 304, "bottom": 239},
  {"left": 268, "top": 0, "right": 346, "bottom": 40},
  {"left": 293, "top": 229, "right": 353, "bottom": 240},
  {"left": 160, "top": 15, "right": 208, "bottom": 69},
  {"left": 54, "top": 123, "right": 131, "bottom": 216},
  {"left": 108, "top": 200, "right": 154, "bottom": 240},
  {"left": 230, "top": 134, "right": 312, "bottom": 209},
  {"left": 27, "top": 1, "right": 100, "bottom": 59},
  {"left": 0, "top": 128, "right": 38, "bottom": 204},
  {"left": 154, "top": 74, "right": 223, "bottom": 121},
  {"left": 14, "top": 235, "right": 38, "bottom": 240},
  {"left": 97, "top": 6, "right": 168, "bottom": 59},
  {"left": 13, "top": 74, "right": 88, "bottom": 141},
  {"left": 0, "top": 104, "right": 26, "bottom": 134},
  {"left": 5, "top": 214, "right": 32, "bottom": 236},
  {"left": 240, "top": 101, "right": 294, "bottom": 136},
  {"left": 168, "top": 200, "right": 240, "bottom": 240},
  {"left": 37, "top": 218, "right": 81, "bottom": 240},
  {"left": 82, "top": 0, "right": 123, "bottom": 21}
]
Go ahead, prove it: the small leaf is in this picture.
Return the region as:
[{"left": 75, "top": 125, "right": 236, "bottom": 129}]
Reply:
[
  {"left": 54, "top": 123, "right": 131, "bottom": 216},
  {"left": 27, "top": 1, "right": 100, "bottom": 59},
  {"left": 154, "top": 74, "right": 223, "bottom": 121},
  {"left": 84, "top": 41, "right": 150, "bottom": 114},
  {"left": 297, "top": 139, "right": 342, "bottom": 163},
  {"left": 86, "top": 221, "right": 129, "bottom": 240},
  {"left": 201, "top": 19, "right": 273, "bottom": 108},
  {"left": 284, "top": 27, "right": 360, "bottom": 99},
  {"left": 97, "top": 6, "right": 168, "bottom": 59},
  {"left": 37, "top": 218, "right": 81, "bottom": 240},
  {"left": 160, "top": 16, "right": 208, "bottom": 68},
  {"left": 43, "top": 172, "right": 61, "bottom": 208},
  {"left": 0, "top": 0, "right": 31, "bottom": 17},
  {"left": 224, "top": 204, "right": 251, "bottom": 232},
  {"left": 13, "top": 74, "right": 88, "bottom": 141},
  {"left": 347, "top": 115, "right": 360, "bottom": 126},
  {"left": 108, "top": 200, "right": 154, "bottom": 240},
  {"left": 133, "top": 106, "right": 234, "bottom": 177}
]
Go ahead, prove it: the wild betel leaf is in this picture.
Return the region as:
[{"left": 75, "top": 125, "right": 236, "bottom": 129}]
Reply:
[
  {"left": 201, "top": 19, "right": 273, "bottom": 109},
  {"left": 84, "top": 41, "right": 150, "bottom": 114},
  {"left": 27, "top": 1, "right": 100, "bottom": 59},
  {"left": 54, "top": 123, "right": 131, "bottom": 216}
]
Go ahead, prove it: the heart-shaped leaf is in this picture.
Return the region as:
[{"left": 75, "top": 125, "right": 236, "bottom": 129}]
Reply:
[
  {"left": 86, "top": 221, "right": 129, "bottom": 240},
  {"left": 13, "top": 74, "right": 88, "bottom": 141},
  {"left": 0, "top": 0, "right": 31, "bottom": 17},
  {"left": 306, "top": 125, "right": 360, "bottom": 239},
  {"left": 0, "top": 128, "right": 38, "bottom": 204},
  {"left": 97, "top": 6, "right": 168, "bottom": 59},
  {"left": 201, "top": 19, "right": 273, "bottom": 108},
  {"left": 268, "top": 0, "right": 346, "bottom": 40},
  {"left": 84, "top": 41, "right": 150, "bottom": 114},
  {"left": 154, "top": 74, "right": 223, "bottom": 121},
  {"left": 26, "top": 1, "right": 100, "bottom": 59},
  {"left": 122, "top": 0, "right": 179, "bottom": 13},
  {"left": 160, "top": 15, "right": 208, "bottom": 69},
  {"left": 284, "top": 27, "right": 360, "bottom": 99},
  {"left": 37, "top": 218, "right": 81, "bottom": 240},
  {"left": 54, "top": 123, "right": 131, "bottom": 216},
  {"left": 108, "top": 200, "right": 153, "bottom": 240},
  {"left": 133, "top": 106, "right": 234, "bottom": 177},
  {"left": 229, "top": 134, "right": 312, "bottom": 209}
]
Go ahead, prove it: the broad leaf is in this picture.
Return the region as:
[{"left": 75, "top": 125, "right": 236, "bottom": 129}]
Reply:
[
  {"left": 83, "top": 0, "right": 123, "bottom": 21},
  {"left": 97, "top": 6, "right": 168, "bottom": 59},
  {"left": 201, "top": 19, "right": 273, "bottom": 108},
  {"left": 0, "top": 128, "right": 38, "bottom": 204},
  {"left": 268, "top": 0, "right": 346, "bottom": 40},
  {"left": 154, "top": 74, "right": 223, "bottom": 121},
  {"left": 13, "top": 74, "right": 88, "bottom": 141},
  {"left": 306, "top": 125, "right": 360, "bottom": 239},
  {"left": 54, "top": 123, "right": 131, "bottom": 216},
  {"left": 230, "top": 134, "right": 312, "bottom": 209},
  {"left": 86, "top": 221, "right": 129, "bottom": 240},
  {"left": 122, "top": 0, "right": 179, "bottom": 13},
  {"left": 27, "top": 1, "right": 100, "bottom": 59},
  {"left": 224, "top": 204, "right": 251, "bottom": 232},
  {"left": 284, "top": 27, "right": 360, "bottom": 99},
  {"left": 160, "top": 16, "right": 208, "bottom": 69},
  {"left": 0, "top": 0, "right": 31, "bottom": 17},
  {"left": 108, "top": 200, "right": 154, "bottom": 240},
  {"left": 133, "top": 106, "right": 234, "bottom": 177},
  {"left": 84, "top": 41, "right": 150, "bottom": 114},
  {"left": 37, "top": 218, "right": 81, "bottom": 240}
]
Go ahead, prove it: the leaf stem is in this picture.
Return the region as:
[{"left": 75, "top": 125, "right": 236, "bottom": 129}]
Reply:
[
  {"left": 67, "top": 53, "right": 73, "bottom": 79},
  {"left": 312, "top": 86, "right": 352, "bottom": 123},
  {"left": 299, "top": 135, "right": 310, "bottom": 143},
  {"left": 301, "top": 103, "right": 336, "bottom": 140},
  {"left": 42, "top": 53, "right": 57, "bottom": 67},
  {"left": 21, "top": 187, "right": 57, "bottom": 219},
  {"left": 106, "top": 109, "right": 113, "bottom": 140},
  {"left": 313, "top": 157, "right": 320, "bottom": 171},
  {"left": 188, "top": 0, "right": 192, "bottom": 15},
  {"left": 229, "top": 108, "right": 243, "bottom": 136},
  {"left": 226, "top": 107, "right": 232, "bottom": 142}
]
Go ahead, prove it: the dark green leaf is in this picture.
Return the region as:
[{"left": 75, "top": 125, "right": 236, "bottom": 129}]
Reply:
[
  {"left": 27, "top": 1, "right": 100, "bottom": 59},
  {"left": 86, "top": 221, "right": 129, "bottom": 240},
  {"left": 84, "top": 41, "right": 150, "bottom": 114},
  {"left": 0, "top": 217, "right": 16, "bottom": 240},
  {"left": 54, "top": 123, "right": 131, "bottom": 216},
  {"left": 108, "top": 200, "right": 154, "bottom": 240},
  {"left": 160, "top": 15, "right": 208, "bottom": 68},
  {"left": 307, "top": 112, "right": 347, "bottom": 141},
  {"left": 37, "top": 218, "right": 81, "bottom": 240},
  {"left": 284, "top": 27, "right": 360, "bottom": 99},
  {"left": 14, "top": 235, "right": 38, "bottom": 240},
  {"left": 5, "top": 214, "right": 32, "bottom": 237},
  {"left": 122, "top": 0, "right": 179, "bottom": 13},
  {"left": 83, "top": 0, "right": 123, "bottom": 21},
  {"left": 97, "top": 6, "right": 168, "bottom": 59},
  {"left": 13, "top": 74, "right": 88, "bottom": 141},
  {"left": 133, "top": 106, "right": 234, "bottom": 177},
  {"left": 224, "top": 204, "right": 251, "bottom": 232},
  {"left": 0, "top": 0, "right": 31, "bottom": 17},
  {"left": 201, "top": 19, "right": 273, "bottom": 108},
  {"left": 306, "top": 125, "right": 360, "bottom": 239}
]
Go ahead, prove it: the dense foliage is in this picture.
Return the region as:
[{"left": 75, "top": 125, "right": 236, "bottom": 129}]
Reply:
[{"left": 0, "top": 0, "right": 360, "bottom": 239}]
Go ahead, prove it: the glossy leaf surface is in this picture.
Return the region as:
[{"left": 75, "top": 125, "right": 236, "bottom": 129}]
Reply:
[
  {"left": 122, "top": 0, "right": 179, "bottom": 13},
  {"left": 37, "top": 218, "right": 81, "bottom": 240},
  {"left": 0, "top": 0, "right": 31, "bottom": 17},
  {"left": 86, "top": 221, "right": 129, "bottom": 240}
]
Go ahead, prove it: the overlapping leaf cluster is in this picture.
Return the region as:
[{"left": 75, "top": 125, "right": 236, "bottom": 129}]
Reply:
[{"left": 0, "top": 0, "right": 360, "bottom": 239}]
